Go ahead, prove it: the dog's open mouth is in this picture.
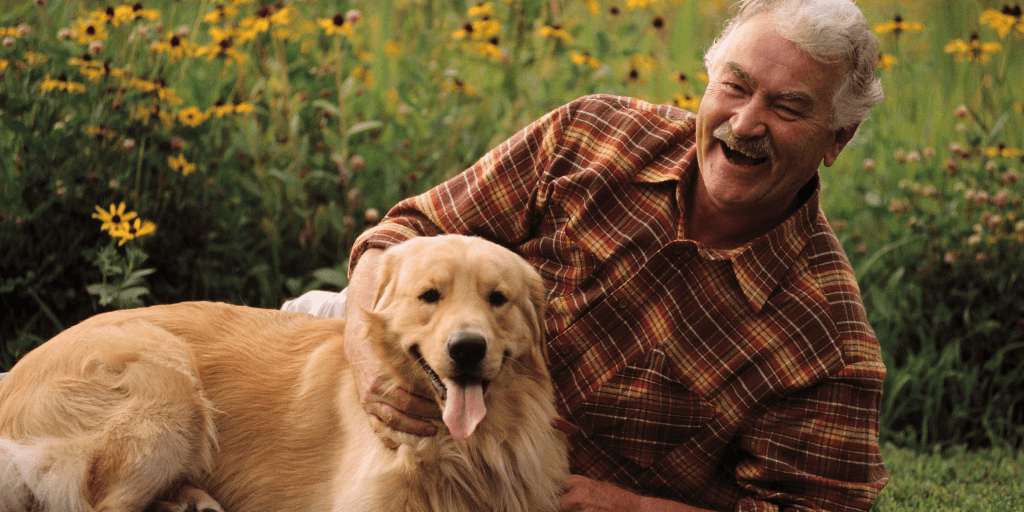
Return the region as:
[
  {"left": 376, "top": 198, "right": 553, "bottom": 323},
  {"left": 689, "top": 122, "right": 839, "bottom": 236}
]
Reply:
[{"left": 411, "top": 346, "right": 490, "bottom": 440}]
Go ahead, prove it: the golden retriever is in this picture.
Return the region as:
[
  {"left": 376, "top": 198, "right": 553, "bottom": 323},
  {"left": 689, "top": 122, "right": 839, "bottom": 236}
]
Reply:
[{"left": 0, "top": 235, "right": 568, "bottom": 512}]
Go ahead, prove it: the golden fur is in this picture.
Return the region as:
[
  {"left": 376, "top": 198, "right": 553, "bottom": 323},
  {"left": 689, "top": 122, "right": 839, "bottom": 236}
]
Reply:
[{"left": 0, "top": 235, "right": 568, "bottom": 512}]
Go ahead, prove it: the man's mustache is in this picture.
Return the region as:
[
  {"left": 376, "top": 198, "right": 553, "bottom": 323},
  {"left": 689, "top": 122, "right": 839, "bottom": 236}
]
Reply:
[{"left": 713, "top": 122, "right": 777, "bottom": 162}]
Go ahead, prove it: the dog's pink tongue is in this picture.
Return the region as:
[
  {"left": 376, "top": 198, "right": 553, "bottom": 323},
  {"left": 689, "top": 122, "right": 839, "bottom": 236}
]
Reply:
[{"left": 442, "top": 378, "right": 486, "bottom": 440}]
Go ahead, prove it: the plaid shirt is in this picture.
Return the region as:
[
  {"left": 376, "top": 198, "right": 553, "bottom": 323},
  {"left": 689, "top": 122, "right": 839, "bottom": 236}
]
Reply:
[{"left": 351, "top": 95, "right": 888, "bottom": 512}]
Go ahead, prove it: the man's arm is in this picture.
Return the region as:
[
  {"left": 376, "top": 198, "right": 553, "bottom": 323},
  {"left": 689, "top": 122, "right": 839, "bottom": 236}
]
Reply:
[
  {"left": 561, "top": 475, "right": 714, "bottom": 512},
  {"left": 343, "top": 248, "right": 440, "bottom": 438}
]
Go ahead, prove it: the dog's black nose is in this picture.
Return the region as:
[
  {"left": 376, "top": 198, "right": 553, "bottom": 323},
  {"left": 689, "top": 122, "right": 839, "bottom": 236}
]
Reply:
[{"left": 448, "top": 332, "right": 487, "bottom": 373}]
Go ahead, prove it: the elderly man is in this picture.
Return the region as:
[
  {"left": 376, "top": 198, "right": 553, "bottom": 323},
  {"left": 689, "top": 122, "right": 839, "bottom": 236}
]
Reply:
[{"left": 285, "top": 0, "right": 889, "bottom": 510}]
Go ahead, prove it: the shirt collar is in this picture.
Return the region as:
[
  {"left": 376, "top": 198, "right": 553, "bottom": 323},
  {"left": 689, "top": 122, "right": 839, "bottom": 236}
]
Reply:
[{"left": 633, "top": 145, "right": 821, "bottom": 313}]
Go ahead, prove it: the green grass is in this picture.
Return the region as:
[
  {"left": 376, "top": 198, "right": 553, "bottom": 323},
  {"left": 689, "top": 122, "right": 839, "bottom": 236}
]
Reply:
[{"left": 874, "top": 444, "right": 1024, "bottom": 511}]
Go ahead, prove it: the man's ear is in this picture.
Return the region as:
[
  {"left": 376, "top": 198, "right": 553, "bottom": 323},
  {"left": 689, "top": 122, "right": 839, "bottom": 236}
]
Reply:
[{"left": 823, "top": 123, "right": 860, "bottom": 167}]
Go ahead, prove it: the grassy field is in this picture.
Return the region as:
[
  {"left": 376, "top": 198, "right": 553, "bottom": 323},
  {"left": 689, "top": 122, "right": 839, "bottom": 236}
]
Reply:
[{"left": 875, "top": 444, "right": 1024, "bottom": 510}]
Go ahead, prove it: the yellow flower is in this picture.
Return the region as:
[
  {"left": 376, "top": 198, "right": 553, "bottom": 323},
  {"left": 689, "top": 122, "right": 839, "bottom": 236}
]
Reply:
[
  {"left": 194, "top": 27, "right": 247, "bottom": 65},
  {"left": 980, "top": 6, "right": 1024, "bottom": 39},
  {"left": 209, "top": 100, "right": 235, "bottom": 118},
  {"left": 570, "top": 51, "right": 602, "bottom": 69},
  {"left": 110, "top": 218, "right": 157, "bottom": 246},
  {"left": 168, "top": 154, "right": 197, "bottom": 176},
  {"left": 384, "top": 40, "right": 401, "bottom": 57},
  {"left": 40, "top": 73, "right": 86, "bottom": 93},
  {"left": 443, "top": 78, "right": 476, "bottom": 96},
  {"left": 538, "top": 24, "right": 572, "bottom": 42},
  {"left": 873, "top": 15, "right": 924, "bottom": 36},
  {"left": 151, "top": 32, "right": 192, "bottom": 61},
  {"left": 471, "top": 41, "right": 502, "bottom": 61},
  {"left": 585, "top": 0, "right": 600, "bottom": 16},
  {"left": 672, "top": 92, "right": 701, "bottom": 112},
  {"left": 92, "top": 202, "right": 138, "bottom": 232},
  {"left": 944, "top": 33, "right": 1002, "bottom": 63},
  {"left": 204, "top": 4, "right": 240, "bottom": 24},
  {"left": 468, "top": 2, "right": 496, "bottom": 17},
  {"left": 233, "top": 101, "right": 254, "bottom": 114},
  {"left": 626, "top": 0, "right": 659, "bottom": 8},
  {"left": 0, "top": 59, "right": 8, "bottom": 72},
  {"left": 317, "top": 14, "right": 354, "bottom": 37},
  {"left": 73, "top": 19, "right": 108, "bottom": 44},
  {"left": 984, "top": 144, "right": 1023, "bottom": 158},
  {"left": 627, "top": 54, "right": 656, "bottom": 83},
  {"left": 877, "top": 53, "right": 897, "bottom": 70},
  {"left": 177, "top": 106, "right": 211, "bottom": 127}
]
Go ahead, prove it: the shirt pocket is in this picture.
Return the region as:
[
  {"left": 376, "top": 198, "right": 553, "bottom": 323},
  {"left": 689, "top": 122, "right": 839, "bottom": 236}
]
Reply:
[{"left": 580, "top": 347, "right": 716, "bottom": 468}]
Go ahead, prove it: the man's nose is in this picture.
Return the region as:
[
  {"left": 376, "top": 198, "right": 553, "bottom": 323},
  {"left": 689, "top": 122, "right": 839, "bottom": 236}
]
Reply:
[{"left": 729, "top": 101, "right": 768, "bottom": 139}]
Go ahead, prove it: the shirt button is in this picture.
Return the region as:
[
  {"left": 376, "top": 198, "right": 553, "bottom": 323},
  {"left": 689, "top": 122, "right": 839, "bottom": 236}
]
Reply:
[{"left": 617, "top": 298, "right": 629, "bottom": 309}]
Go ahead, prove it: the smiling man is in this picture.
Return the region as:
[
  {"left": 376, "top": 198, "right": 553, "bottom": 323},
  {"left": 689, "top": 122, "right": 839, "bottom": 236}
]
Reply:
[{"left": 285, "top": 0, "right": 889, "bottom": 510}]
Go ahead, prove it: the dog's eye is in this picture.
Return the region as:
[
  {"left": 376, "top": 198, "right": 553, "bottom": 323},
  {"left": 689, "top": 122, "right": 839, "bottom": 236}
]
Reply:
[
  {"left": 488, "top": 291, "right": 508, "bottom": 307},
  {"left": 419, "top": 289, "right": 441, "bottom": 304}
]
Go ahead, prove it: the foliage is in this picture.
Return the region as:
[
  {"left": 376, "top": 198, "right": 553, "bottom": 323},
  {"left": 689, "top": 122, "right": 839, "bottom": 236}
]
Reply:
[
  {"left": 1, "top": 0, "right": 1023, "bottom": 450},
  {"left": 874, "top": 443, "right": 1024, "bottom": 511},
  {"left": 821, "top": 2, "right": 1024, "bottom": 449}
]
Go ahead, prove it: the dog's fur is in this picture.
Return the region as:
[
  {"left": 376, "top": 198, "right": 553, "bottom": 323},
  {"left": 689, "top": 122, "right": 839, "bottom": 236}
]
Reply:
[{"left": 0, "top": 235, "right": 568, "bottom": 512}]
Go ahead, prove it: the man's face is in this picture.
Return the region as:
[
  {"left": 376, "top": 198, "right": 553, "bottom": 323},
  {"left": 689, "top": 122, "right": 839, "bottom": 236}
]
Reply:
[{"left": 695, "top": 13, "right": 857, "bottom": 217}]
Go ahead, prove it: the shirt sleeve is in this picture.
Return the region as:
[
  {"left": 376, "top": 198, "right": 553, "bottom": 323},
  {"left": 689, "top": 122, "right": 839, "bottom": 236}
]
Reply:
[
  {"left": 348, "top": 98, "right": 572, "bottom": 276},
  {"left": 734, "top": 357, "right": 889, "bottom": 512}
]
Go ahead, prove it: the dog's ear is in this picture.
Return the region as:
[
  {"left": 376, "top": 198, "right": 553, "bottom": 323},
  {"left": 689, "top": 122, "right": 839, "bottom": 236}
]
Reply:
[
  {"left": 371, "top": 247, "right": 400, "bottom": 312},
  {"left": 520, "top": 260, "right": 550, "bottom": 369}
]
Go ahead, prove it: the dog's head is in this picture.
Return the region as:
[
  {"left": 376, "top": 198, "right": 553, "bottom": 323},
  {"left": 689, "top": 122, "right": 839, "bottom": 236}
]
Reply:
[{"left": 364, "top": 235, "right": 548, "bottom": 440}]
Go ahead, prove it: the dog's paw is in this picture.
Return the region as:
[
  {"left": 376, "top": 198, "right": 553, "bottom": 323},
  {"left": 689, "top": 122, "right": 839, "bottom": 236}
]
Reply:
[{"left": 149, "top": 485, "right": 225, "bottom": 512}]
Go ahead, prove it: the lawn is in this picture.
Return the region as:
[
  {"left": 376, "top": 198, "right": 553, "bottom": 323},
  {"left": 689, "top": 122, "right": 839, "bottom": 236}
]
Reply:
[{"left": 875, "top": 444, "right": 1024, "bottom": 511}]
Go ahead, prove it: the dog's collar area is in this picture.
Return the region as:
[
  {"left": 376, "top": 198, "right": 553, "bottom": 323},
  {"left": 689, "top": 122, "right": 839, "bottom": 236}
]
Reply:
[{"left": 411, "top": 345, "right": 447, "bottom": 402}]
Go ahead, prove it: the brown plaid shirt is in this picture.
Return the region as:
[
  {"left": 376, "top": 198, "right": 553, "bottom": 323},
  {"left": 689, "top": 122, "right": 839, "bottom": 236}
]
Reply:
[{"left": 351, "top": 95, "right": 888, "bottom": 512}]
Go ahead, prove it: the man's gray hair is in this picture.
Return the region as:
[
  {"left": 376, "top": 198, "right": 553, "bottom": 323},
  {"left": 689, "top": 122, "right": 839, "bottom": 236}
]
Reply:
[{"left": 704, "top": 0, "right": 884, "bottom": 130}]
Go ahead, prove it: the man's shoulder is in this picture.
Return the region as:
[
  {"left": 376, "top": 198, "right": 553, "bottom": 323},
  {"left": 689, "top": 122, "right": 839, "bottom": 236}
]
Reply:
[{"left": 564, "top": 94, "right": 696, "bottom": 124}]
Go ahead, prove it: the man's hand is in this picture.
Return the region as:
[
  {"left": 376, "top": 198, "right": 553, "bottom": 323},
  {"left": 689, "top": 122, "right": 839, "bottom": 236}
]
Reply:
[
  {"left": 560, "top": 475, "right": 709, "bottom": 512},
  {"left": 353, "top": 353, "right": 441, "bottom": 439},
  {"left": 345, "top": 248, "right": 441, "bottom": 443}
]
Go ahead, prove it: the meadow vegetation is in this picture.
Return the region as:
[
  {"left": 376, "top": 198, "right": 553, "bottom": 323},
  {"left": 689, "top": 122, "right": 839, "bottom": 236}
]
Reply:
[{"left": 1, "top": 0, "right": 1022, "bottom": 463}]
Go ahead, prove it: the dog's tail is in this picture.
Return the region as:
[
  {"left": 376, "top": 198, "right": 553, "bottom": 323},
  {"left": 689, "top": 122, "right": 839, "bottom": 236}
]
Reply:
[{"left": 0, "top": 436, "right": 93, "bottom": 512}]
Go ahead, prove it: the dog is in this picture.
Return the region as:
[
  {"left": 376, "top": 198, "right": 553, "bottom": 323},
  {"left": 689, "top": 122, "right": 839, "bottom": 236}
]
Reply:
[{"left": 0, "top": 235, "right": 569, "bottom": 512}]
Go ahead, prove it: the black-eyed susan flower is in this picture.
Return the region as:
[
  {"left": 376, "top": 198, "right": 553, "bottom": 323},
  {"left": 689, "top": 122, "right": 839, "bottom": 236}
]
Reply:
[
  {"left": 130, "top": 3, "right": 161, "bottom": 22},
  {"left": 177, "top": 106, "right": 210, "bottom": 127},
  {"left": 980, "top": 5, "right": 1023, "bottom": 39},
  {"left": 40, "top": 73, "right": 86, "bottom": 93},
  {"left": 209, "top": 99, "right": 235, "bottom": 118},
  {"left": 93, "top": 202, "right": 138, "bottom": 232},
  {"left": 241, "top": 4, "right": 291, "bottom": 34},
  {"left": 73, "top": 18, "right": 108, "bottom": 45},
  {"left": 151, "top": 32, "right": 192, "bottom": 62},
  {"left": 443, "top": 78, "right": 477, "bottom": 96},
  {"left": 317, "top": 13, "right": 354, "bottom": 37},
  {"left": 168, "top": 154, "right": 197, "bottom": 175},
  {"left": 626, "top": 54, "right": 655, "bottom": 83},
  {"left": 585, "top": 0, "right": 599, "bottom": 16},
  {"left": 984, "top": 143, "right": 1023, "bottom": 158},
  {"left": 672, "top": 92, "right": 700, "bottom": 112},
  {"left": 944, "top": 33, "right": 1002, "bottom": 63},
  {"left": 468, "top": 2, "right": 496, "bottom": 17},
  {"left": 538, "top": 24, "right": 572, "bottom": 42},
  {"left": 571, "top": 51, "right": 602, "bottom": 69},
  {"left": 626, "top": 0, "right": 659, "bottom": 8},
  {"left": 194, "top": 26, "right": 247, "bottom": 65},
  {"left": 877, "top": 53, "right": 897, "bottom": 70},
  {"left": 873, "top": 14, "right": 924, "bottom": 37},
  {"left": 110, "top": 217, "right": 157, "bottom": 246},
  {"left": 204, "top": 3, "right": 240, "bottom": 24},
  {"left": 384, "top": 39, "right": 401, "bottom": 57}
]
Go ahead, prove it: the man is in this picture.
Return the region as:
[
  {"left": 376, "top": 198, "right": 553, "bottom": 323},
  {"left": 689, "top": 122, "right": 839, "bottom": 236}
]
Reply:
[{"left": 285, "top": 0, "right": 888, "bottom": 510}]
